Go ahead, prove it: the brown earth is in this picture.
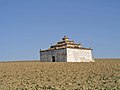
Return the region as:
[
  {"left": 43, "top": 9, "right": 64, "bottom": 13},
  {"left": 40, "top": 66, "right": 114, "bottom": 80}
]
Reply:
[{"left": 0, "top": 59, "right": 120, "bottom": 90}]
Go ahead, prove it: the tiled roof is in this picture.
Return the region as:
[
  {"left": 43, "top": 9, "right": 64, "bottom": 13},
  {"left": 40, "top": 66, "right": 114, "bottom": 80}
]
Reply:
[{"left": 40, "top": 36, "right": 92, "bottom": 52}]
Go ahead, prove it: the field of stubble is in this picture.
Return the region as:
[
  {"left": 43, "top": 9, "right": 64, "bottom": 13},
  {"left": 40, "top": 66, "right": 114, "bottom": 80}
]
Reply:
[{"left": 0, "top": 59, "right": 120, "bottom": 90}]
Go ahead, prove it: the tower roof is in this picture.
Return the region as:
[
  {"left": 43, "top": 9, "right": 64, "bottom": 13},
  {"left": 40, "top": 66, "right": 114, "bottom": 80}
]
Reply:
[
  {"left": 50, "top": 36, "right": 81, "bottom": 49},
  {"left": 40, "top": 36, "right": 92, "bottom": 52}
]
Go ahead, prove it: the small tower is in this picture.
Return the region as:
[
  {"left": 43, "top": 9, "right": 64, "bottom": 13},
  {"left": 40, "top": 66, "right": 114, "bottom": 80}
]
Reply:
[{"left": 40, "top": 36, "right": 94, "bottom": 62}]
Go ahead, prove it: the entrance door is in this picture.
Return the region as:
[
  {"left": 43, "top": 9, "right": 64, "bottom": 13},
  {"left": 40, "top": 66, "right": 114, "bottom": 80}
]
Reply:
[{"left": 52, "top": 56, "right": 55, "bottom": 62}]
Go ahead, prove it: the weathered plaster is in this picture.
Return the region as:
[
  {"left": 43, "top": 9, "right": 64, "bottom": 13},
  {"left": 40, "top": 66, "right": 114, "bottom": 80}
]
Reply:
[
  {"left": 67, "top": 48, "right": 94, "bottom": 62},
  {"left": 40, "top": 49, "right": 67, "bottom": 62}
]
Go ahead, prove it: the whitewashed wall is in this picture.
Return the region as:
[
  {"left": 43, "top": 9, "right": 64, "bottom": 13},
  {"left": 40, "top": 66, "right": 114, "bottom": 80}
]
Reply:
[
  {"left": 40, "top": 49, "right": 67, "bottom": 62},
  {"left": 67, "top": 48, "right": 94, "bottom": 62}
]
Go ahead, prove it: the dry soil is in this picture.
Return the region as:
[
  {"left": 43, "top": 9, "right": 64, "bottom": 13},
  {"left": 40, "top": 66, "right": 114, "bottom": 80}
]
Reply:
[{"left": 0, "top": 59, "right": 120, "bottom": 90}]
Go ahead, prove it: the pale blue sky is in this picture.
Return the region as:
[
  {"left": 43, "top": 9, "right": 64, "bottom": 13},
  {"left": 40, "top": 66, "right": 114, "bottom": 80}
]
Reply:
[{"left": 0, "top": 0, "right": 120, "bottom": 61}]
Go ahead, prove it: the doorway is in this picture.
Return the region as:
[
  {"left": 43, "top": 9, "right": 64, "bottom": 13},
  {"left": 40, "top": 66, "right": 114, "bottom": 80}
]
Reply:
[{"left": 52, "top": 56, "right": 55, "bottom": 62}]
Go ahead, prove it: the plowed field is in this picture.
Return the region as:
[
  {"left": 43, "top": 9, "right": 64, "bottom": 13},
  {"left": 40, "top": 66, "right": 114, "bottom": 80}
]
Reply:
[{"left": 0, "top": 59, "right": 120, "bottom": 90}]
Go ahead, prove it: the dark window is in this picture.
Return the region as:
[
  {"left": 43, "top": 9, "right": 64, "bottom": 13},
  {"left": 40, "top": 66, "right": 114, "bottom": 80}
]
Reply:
[{"left": 52, "top": 56, "right": 55, "bottom": 62}]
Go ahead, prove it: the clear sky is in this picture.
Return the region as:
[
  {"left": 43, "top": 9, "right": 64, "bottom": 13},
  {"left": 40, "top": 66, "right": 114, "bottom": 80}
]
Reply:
[{"left": 0, "top": 0, "right": 120, "bottom": 61}]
